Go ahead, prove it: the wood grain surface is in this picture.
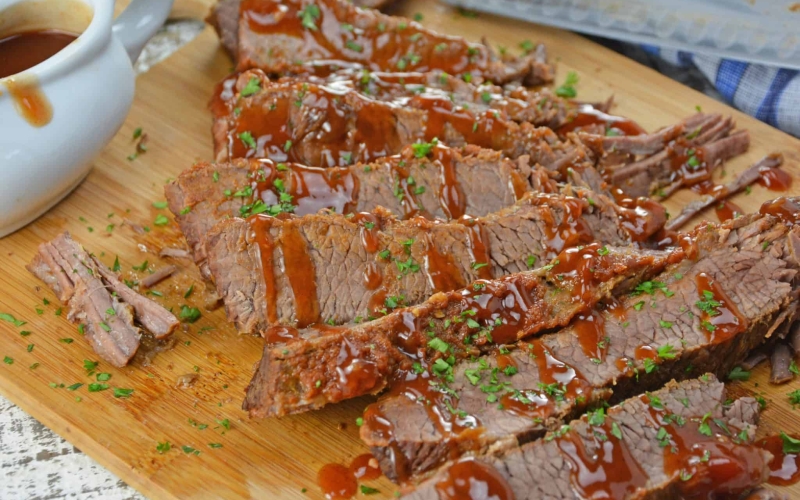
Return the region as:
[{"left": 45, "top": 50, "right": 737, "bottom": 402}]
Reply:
[{"left": 1, "top": 1, "right": 800, "bottom": 498}]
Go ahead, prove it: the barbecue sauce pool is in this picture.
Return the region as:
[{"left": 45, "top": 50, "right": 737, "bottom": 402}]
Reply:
[
  {"left": 757, "top": 434, "right": 800, "bottom": 486},
  {"left": 0, "top": 30, "right": 76, "bottom": 79},
  {"left": 317, "top": 453, "right": 382, "bottom": 499}
]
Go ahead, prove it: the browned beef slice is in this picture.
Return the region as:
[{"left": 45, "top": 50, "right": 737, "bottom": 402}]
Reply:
[
  {"left": 166, "top": 143, "right": 555, "bottom": 275},
  {"left": 211, "top": 70, "right": 580, "bottom": 168},
  {"left": 243, "top": 243, "right": 676, "bottom": 418},
  {"left": 227, "top": 0, "right": 552, "bottom": 86},
  {"left": 208, "top": 0, "right": 399, "bottom": 58},
  {"left": 205, "top": 190, "right": 633, "bottom": 332},
  {"left": 404, "top": 376, "right": 770, "bottom": 500},
  {"left": 27, "top": 233, "right": 179, "bottom": 367},
  {"left": 361, "top": 213, "right": 800, "bottom": 480},
  {"left": 291, "top": 69, "right": 574, "bottom": 129}
]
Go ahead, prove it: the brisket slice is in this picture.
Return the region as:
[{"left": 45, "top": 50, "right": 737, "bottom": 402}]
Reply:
[
  {"left": 205, "top": 190, "right": 640, "bottom": 332},
  {"left": 27, "top": 233, "right": 179, "bottom": 367},
  {"left": 223, "top": 0, "right": 553, "bottom": 85},
  {"left": 243, "top": 243, "right": 677, "bottom": 418},
  {"left": 211, "top": 69, "right": 584, "bottom": 168},
  {"left": 207, "top": 0, "right": 396, "bottom": 59},
  {"left": 360, "top": 212, "right": 800, "bottom": 480},
  {"left": 166, "top": 143, "right": 557, "bottom": 276},
  {"left": 213, "top": 68, "right": 574, "bottom": 130},
  {"left": 404, "top": 376, "right": 770, "bottom": 500}
]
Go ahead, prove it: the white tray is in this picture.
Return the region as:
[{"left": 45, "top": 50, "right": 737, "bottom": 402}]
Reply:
[{"left": 441, "top": 0, "right": 800, "bottom": 69}]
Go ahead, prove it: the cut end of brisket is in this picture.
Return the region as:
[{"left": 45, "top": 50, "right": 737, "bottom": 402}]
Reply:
[
  {"left": 27, "top": 232, "right": 179, "bottom": 366},
  {"left": 403, "top": 375, "right": 771, "bottom": 500},
  {"left": 359, "top": 211, "right": 800, "bottom": 481}
]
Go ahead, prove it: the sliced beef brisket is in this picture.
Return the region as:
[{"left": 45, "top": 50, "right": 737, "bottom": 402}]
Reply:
[
  {"left": 405, "top": 376, "right": 770, "bottom": 500},
  {"left": 205, "top": 190, "right": 644, "bottom": 332},
  {"left": 27, "top": 233, "right": 179, "bottom": 366},
  {"left": 211, "top": 69, "right": 582, "bottom": 168},
  {"left": 208, "top": 0, "right": 397, "bottom": 59},
  {"left": 359, "top": 212, "right": 800, "bottom": 480},
  {"left": 166, "top": 143, "right": 557, "bottom": 275},
  {"left": 218, "top": 0, "right": 553, "bottom": 85},
  {"left": 243, "top": 243, "right": 677, "bottom": 417}
]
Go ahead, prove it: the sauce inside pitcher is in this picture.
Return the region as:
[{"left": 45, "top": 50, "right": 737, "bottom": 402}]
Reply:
[{"left": 0, "top": 30, "right": 78, "bottom": 79}]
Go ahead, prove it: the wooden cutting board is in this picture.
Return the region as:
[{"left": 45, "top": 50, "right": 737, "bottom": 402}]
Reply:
[{"left": 2, "top": 1, "right": 800, "bottom": 498}]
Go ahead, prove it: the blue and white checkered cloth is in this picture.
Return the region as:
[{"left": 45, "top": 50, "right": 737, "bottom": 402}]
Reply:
[{"left": 642, "top": 45, "right": 800, "bottom": 139}]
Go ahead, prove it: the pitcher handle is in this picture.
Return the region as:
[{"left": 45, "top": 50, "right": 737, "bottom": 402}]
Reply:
[{"left": 112, "top": 0, "right": 175, "bottom": 63}]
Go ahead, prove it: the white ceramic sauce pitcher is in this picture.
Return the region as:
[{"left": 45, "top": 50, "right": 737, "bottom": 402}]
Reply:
[{"left": 0, "top": 0, "right": 173, "bottom": 237}]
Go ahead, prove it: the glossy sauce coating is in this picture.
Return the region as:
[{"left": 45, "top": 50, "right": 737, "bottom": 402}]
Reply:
[
  {"left": 695, "top": 272, "right": 746, "bottom": 344},
  {"left": 557, "top": 104, "right": 645, "bottom": 136},
  {"left": 434, "top": 458, "right": 514, "bottom": 500},
  {"left": 555, "top": 418, "right": 648, "bottom": 499},
  {"left": 240, "top": 0, "right": 501, "bottom": 78},
  {"left": 759, "top": 196, "right": 800, "bottom": 224},
  {"left": 0, "top": 30, "right": 76, "bottom": 79}
]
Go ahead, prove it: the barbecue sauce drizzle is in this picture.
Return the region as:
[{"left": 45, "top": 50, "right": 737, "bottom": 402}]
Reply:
[
  {"left": 241, "top": 0, "right": 499, "bottom": 78},
  {"left": 360, "top": 243, "right": 641, "bottom": 480},
  {"left": 224, "top": 73, "right": 560, "bottom": 168},
  {"left": 280, "top": 222, "right": 320, "bottom": 327},
  {"left": 434, "top": 458, "right": 515, "bottom": 500},
  {"left": 249, "top": 215, "right": 279, "bottom": 324},
  {"left": 695, "top": 272, "right": 746, "bottom": 344}
]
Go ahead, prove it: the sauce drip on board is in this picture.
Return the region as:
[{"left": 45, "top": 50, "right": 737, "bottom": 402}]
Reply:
[
  {"left": 556, "top": 104, "right": 645, "bottom": 136},
  {"left": 757, "top": 434, "right": 800, "bottom": 486},
  {"left": 4, "top": 74, "right": 53, "bottom": 127},
  {"left": 695, "top": 272, "right": 746, "bottom": 344},
  {"left": 317, "top": 453, "right": 382, "bottom": 500},
  {"left": 714, "top": 199, "right": 742, "bottom": 223},
  {"left": 0, "top": 29, "right": 76, "bottom": 79},
  {"left": 434, "top": 458, "right": 514, "bottom": 500}
]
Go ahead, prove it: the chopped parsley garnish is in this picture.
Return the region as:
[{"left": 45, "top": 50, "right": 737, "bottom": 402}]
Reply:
[
  {"left": 428, "top": 337, "right": 450, "bottom": 353},
  {"left": 3, "top": 356, "right": 13, "bottom": 365},
  {"left": 179, "top": 305, "right": 201, "bottom": 323},
  {"left": 0, "top": 313, "right": 25, "bottom": 327},
  {"left": 238, "top": 131, "right": 256, "bottom": 149},
  {"left": 114, "top": 388, "right": 134, "bottom": 398},
  {"left": 298, "top": 4, "right": 321, "bottom": 30},
  {"left": 610, "top": 422, "right": 623, "bottom": 440},
  {"left": 519, "top": 39, "right": 535, "bottom": 54},
  {"left": 526, "top": 255, "right": 537, "bottom": 268},
  {"left": 597, "top": 246, "right": 609, "bottom": 256},
  {"left": 728, "top": 366, "right": 750, "bottom": 381},
  {"left": 411, "top": 138, "right": 438, "bottom": 158},
  {"left": 345, "top": 40, "right": 363, "bottom": 52},
  {"left": 88, "top": 383, "right": 109, "bottom": 392},
  {"left": 152, "top": 201, "right": 168, "bottom": 209},
  {"left": 555, "top": 71, "right": 579, "bottom": 98},
  {"left": 156, "top": 441, "right": 171, "bottom": 454},
  {"left": 96, "top": 373, "right": 111, "bottom": 381},
  {"left": 240, "top": 77, "right": 261, "bottom": 97},
  {"left": 657, "top": 344, "right": 676, "bottom": 359},
  {"left": 698, "top": 412, "right": 712, "bottom": 436},
  {"left": 781, "top": 432, "right": 800, "bottom": 453}
]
